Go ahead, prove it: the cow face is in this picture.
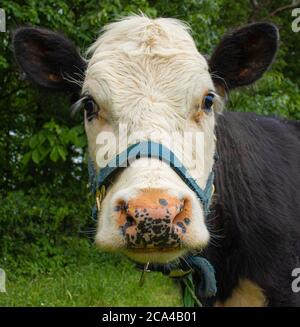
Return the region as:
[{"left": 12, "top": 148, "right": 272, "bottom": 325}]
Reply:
[{"left": 13, "top": 16, "right": 278, "bottom": 264}]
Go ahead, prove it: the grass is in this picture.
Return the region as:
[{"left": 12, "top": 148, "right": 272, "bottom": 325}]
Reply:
[{"left": 0, "top": 247, "right": 182, "bottom": 307}]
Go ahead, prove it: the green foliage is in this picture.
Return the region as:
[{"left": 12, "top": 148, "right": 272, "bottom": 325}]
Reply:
[
  {"left": 0, "top": 181, "right": 93, "bottom": 276},
  {"left": 24, "top": 120, "right": 86, "bottom": 165},
  {"left": 0, "top": 0, "right": 299, "bottom": 306},
  {"left": 229, "top": 71, "right": 300, "bottom": 119}
]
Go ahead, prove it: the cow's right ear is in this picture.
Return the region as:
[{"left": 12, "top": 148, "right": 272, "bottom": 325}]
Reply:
[{"left": 13, "top": 27, "right": 86, "bottom": 93}]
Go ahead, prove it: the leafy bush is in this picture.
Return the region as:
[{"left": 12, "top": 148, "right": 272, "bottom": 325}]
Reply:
[
  {"left": 0, "top": 182, "right": 94, "bottom": 276},
  {"left": 229, "top": 71, "right": 300, "bottom": 120}
]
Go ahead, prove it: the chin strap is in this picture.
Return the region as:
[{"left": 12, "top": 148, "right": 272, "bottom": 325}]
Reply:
[
  {"left": 136, "top": 255, "right": 217, "bottom": 307},
  {"left": 88, "top": 140, "right": 218, "bottom": 306}
]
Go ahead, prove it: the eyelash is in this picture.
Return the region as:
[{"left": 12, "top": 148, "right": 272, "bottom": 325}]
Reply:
[
  {"left": 84, "top": 98, "right": 98, "bottom": 122},
  {"left": 71, "top": 94, "right": 99, "bottom": 121}
]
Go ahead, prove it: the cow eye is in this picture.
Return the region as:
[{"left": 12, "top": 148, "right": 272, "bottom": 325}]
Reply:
[
  {"left": 202, "top": 92, "right": 215, "bottom": 113},
  {"left": 70, "top": 94, "right": 99, "bottom": 121},
  {"left": 84, "top": 98, "right": 98, "bottom": 122}
]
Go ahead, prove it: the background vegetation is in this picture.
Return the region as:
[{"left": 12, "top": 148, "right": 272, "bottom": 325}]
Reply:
[{"left": 0, "top": 0, "right": 299, "bottom": 306}]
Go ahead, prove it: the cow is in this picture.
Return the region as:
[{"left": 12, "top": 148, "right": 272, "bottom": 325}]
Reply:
[{"left": 13, "top": 15, "right": 300, "bottom": 307}]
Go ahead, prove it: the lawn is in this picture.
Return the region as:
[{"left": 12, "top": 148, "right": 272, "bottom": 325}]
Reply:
[{"left": 0, "top": 247, "right": 181, "bottom": 307}]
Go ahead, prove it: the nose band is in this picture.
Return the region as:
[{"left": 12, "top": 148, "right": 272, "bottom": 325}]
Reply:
[{"left": 88, "top": 140, "right": 216, "bottom": 220}]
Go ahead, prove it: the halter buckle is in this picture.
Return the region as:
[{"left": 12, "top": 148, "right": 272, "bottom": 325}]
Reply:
[
  {"left": 96, "top": 185, "right": 106, "bottom": 211},
  {"left": 139, "top": 262, "right": 151, "bottom": 287}
]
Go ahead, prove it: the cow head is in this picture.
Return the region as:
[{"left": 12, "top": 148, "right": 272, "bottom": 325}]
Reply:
[{"left": 13, "top": 16, "right": 278, "bottom": 264}]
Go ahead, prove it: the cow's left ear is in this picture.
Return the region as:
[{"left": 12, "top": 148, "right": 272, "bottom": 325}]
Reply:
[
  {"left": 209, "top": 23, "right": 279, "bottom": 92},
  {"left": 13, "top": 27, "right": 86, "bottom": 93}
]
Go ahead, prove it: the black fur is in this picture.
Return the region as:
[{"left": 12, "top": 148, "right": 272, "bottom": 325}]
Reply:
[
  {"left": 197, "top": 112, "right": 300, "bottom": 306},
  {"left": 13, "top": 27, "right": 86, "bottom": 93},
  {"left": 209, "top": 23, "right": 278, "bottom": 90}
]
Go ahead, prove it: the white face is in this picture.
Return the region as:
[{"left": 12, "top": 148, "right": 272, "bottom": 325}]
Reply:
[{"left": 82, "top": 16, "right": 221, "bottom": 264}]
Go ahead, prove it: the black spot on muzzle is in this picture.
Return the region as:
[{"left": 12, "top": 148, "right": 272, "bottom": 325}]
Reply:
[{"left": 123, "top": 216, "right": 181, "bottom": 249}]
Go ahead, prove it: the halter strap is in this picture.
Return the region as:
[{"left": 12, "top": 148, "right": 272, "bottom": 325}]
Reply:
[{"left": 89, "top": 140, "right": 215, "bottom": 217}]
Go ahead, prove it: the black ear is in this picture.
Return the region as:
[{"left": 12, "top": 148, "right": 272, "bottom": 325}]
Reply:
[
  {"left": 209, "top": 23, "right": 279, "bottom": 91},
  {"left": 13, "top": 27, "right": 86, "bottom": 93}
]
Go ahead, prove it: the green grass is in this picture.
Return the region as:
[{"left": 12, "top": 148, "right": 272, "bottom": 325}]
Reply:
[{"left": 0, "top": 248, "right": 182, "bottom": 307}]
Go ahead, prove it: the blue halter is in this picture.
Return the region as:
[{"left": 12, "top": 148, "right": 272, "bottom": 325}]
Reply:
[
  {"left": 89, "top": 140, "right": 215, "bottom": 218},
  {"left": 88, "top": 140, "right": 217, "bottom": 306}
]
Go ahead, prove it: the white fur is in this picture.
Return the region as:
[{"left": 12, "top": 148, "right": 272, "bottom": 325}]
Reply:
[{"left": 82, "top": 15, "right": 222, "bottom": 263}]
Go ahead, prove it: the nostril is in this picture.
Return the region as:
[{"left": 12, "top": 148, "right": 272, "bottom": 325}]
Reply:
[
  {"left": 175, "top": 221, "right": 187, "bottom": 234},
  {"left": 172, "top": 198, "right": 192, "bottom": 234},
  {"left": 125, "top": 214, "right": 136, "bottom": 227}
]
